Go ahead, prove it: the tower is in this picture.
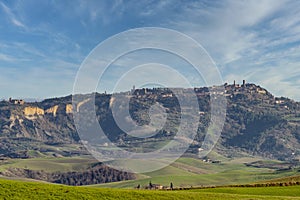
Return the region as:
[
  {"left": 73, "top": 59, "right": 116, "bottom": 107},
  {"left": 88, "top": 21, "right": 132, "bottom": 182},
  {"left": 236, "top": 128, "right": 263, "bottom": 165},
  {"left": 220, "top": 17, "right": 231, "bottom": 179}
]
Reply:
[{"left": 131, "top": 85, "right": 136, "bottom": 94}]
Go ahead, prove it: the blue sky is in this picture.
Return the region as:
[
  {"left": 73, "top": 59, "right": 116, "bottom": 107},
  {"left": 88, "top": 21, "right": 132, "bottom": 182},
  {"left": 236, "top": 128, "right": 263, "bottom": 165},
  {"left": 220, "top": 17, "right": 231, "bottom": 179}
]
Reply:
[{"left": 0, "top": 0, "right": 300, "bottom": 100}]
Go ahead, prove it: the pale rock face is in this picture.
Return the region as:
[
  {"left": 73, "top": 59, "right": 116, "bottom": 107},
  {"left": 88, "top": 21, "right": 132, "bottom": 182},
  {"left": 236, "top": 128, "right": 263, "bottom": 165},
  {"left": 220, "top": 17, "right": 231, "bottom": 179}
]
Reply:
[
  {"left": 64, "top": 98, "right": 91, "bottom": 114},
  {"left": 24, "top": 106, "right": 45, "bottom": 116},
  {"left": 66, "top": 104, "right": 73, "bottom": 114},
  {"left": 76, "top": 98, "right": 91, "bottom": 112},
  {"left": 45, "top": 105, "right": 59, "bottom": 117},
  {"left": 109, "top": 97, "right": 115, "bottom": 108},
  {"left": 9, "top": 114, "right": 17, "bottom": 128}
]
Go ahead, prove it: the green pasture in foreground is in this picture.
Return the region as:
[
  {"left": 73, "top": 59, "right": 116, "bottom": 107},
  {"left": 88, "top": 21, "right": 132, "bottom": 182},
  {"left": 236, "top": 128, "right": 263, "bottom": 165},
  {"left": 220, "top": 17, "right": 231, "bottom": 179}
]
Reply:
[
  {"left": 0, "top": 178, "right": 300, "bottom": 200},
  {"left": 0, "top": 155, "right": 300, "bottom": 199}
]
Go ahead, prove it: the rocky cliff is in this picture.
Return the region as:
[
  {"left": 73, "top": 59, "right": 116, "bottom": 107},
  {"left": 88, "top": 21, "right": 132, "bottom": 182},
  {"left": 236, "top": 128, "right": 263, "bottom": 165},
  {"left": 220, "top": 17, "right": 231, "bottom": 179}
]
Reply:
[{"left": 0, "top": 83, "right": 299, "bottom": 160}]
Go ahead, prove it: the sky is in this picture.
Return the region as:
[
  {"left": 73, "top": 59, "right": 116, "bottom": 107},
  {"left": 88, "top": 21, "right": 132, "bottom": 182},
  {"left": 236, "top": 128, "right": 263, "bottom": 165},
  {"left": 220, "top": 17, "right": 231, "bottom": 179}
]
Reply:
[{"left": 0, "top": 0, "right": 300, "bottom": 100}]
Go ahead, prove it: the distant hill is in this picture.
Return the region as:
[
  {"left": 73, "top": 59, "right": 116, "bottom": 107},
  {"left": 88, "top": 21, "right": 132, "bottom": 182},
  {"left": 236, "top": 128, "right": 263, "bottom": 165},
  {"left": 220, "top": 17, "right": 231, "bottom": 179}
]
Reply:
[{"left": 0, "top": 82, "right": 299, "bottom": 161}]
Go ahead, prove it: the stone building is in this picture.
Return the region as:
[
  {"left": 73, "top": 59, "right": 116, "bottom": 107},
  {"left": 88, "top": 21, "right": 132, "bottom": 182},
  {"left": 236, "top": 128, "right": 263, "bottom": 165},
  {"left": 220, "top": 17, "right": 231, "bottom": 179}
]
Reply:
[{"left": 9, "top": 98, "right": 25, "bottom": 105}]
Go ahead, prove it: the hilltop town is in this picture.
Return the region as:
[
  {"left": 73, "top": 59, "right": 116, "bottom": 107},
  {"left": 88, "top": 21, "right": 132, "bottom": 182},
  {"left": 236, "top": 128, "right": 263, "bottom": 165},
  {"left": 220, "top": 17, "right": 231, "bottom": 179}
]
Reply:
[{"left": 0, "top": 82, "right": 299, "bottom": 186}]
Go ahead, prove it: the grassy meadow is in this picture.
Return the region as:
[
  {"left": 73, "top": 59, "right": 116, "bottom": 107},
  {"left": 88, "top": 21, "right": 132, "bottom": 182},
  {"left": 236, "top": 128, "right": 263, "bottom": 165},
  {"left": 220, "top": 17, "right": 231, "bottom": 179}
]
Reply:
[
  {"left": 0, "top": 157, "right": 96, "bottom": 172},
  {"left": 0, "top": 155, "right": 300, "bottom": 199},
  {"left": 1, "top": 156, "right": 299, "bottom": 188},
  {"left": 91, "top": 157, "right": 300, "bottom": 188},
  {"left": 0, "top": 178, "right": 300, "bottom": 200}
]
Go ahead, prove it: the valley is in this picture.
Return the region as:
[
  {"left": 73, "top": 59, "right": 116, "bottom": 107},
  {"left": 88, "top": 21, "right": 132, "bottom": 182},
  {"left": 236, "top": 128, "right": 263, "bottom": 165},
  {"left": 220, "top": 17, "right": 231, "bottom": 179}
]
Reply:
[{"left": 0, "top": 82, "right": 299, "bottom": 189}]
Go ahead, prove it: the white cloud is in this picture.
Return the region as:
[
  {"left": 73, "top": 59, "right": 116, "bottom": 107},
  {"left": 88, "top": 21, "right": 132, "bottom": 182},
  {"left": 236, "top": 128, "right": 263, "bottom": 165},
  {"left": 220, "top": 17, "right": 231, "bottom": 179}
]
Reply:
[
  {"left": 168, "top": 0, "right": 286, "bottom": 64},
  {"left": 0, "top": 53, "right": 14, "bottom": 62},
  {"left": 156, "top": 0, "right": 300, "bottom": 100},
  {"left": 0, "top": 2, "right": 26, "bottom": 28},
  {"left": 0, "top": 58, "right": 78, "bottom": 99},
  {"left": 245, "top": 62, "right": 300, "bottom": 99},
  {"left": 1, "top": 0, "right": 300, "bottom": 101},
  {"left": 138, "top": 0, "right": 172, "bottom": 16}
]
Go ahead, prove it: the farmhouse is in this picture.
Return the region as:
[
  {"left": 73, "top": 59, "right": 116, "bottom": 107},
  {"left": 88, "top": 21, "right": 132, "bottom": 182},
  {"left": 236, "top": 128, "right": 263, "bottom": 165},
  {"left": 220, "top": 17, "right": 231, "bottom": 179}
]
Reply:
[{"left": 9, "top": 98, "right": 25, "bottom": 105}]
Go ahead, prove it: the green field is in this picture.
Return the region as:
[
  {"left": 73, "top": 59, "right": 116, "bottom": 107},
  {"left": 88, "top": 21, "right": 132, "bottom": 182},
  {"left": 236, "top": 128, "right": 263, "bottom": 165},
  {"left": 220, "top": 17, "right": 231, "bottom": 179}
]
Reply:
[
  {"left": 262, "top": 174, "right": 300, "bottom": 184},
  {"left": 1, "top": 156, "right": 299, "bottom": 189},
  {"left": 0, "top": 157, "right": 96, "bottom": 172},
  {"left": 92, "top": 157, "right": 300, "bottom": 188},
  {"left": 0, "top": 178, "right": 300, "bottom": 200},
  {"left": 1, "top": 155, "right": 300, "bottom": 199}
]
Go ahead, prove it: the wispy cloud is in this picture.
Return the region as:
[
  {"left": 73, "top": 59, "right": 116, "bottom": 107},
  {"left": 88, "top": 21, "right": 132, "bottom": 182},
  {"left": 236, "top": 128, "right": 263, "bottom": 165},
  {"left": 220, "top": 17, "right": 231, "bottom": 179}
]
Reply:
[
  {"left": 0, "top": 0, "right": 300, "bottom": 100},
  {"left": 166, "top": 0, "right": 286, "bottom": 64},
  {"left": 154, "top": 0, "right": 300, "bottom": 100},
  {"left": 0, "top": 1, "right": 26, "bottom": 28},
  {"left": 0, "top": 58, "right": 78, "bottom": 99},
  {"left": 0, "top": 53, "right": 14, "bottom": 62}
]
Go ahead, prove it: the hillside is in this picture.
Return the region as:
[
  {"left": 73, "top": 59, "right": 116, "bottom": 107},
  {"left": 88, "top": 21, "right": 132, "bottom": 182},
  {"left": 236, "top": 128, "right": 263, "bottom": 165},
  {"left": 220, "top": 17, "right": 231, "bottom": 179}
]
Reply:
[{"left": 0, "top": 82, "right": 299, "bottom": 161}]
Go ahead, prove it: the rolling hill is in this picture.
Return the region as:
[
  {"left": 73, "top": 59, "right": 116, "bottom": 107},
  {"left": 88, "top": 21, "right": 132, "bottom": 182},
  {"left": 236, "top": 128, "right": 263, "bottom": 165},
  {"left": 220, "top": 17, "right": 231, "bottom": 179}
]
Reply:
[
  {"left": 0, "top": 82, "right": 299, "bottom": 161},
  {"left": 0, "top": 82, "right": 300, "bottom": 186}
]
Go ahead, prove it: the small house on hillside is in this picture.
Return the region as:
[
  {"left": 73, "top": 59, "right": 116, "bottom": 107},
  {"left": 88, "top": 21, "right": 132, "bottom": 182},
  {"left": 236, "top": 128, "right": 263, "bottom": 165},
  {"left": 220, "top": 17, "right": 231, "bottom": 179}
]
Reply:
[
  {"left": 145, "top": 181, "right": 165, "bottom": 190},
  {"left": 9, "top": 97, "right": 25, "bottom": 105}
]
